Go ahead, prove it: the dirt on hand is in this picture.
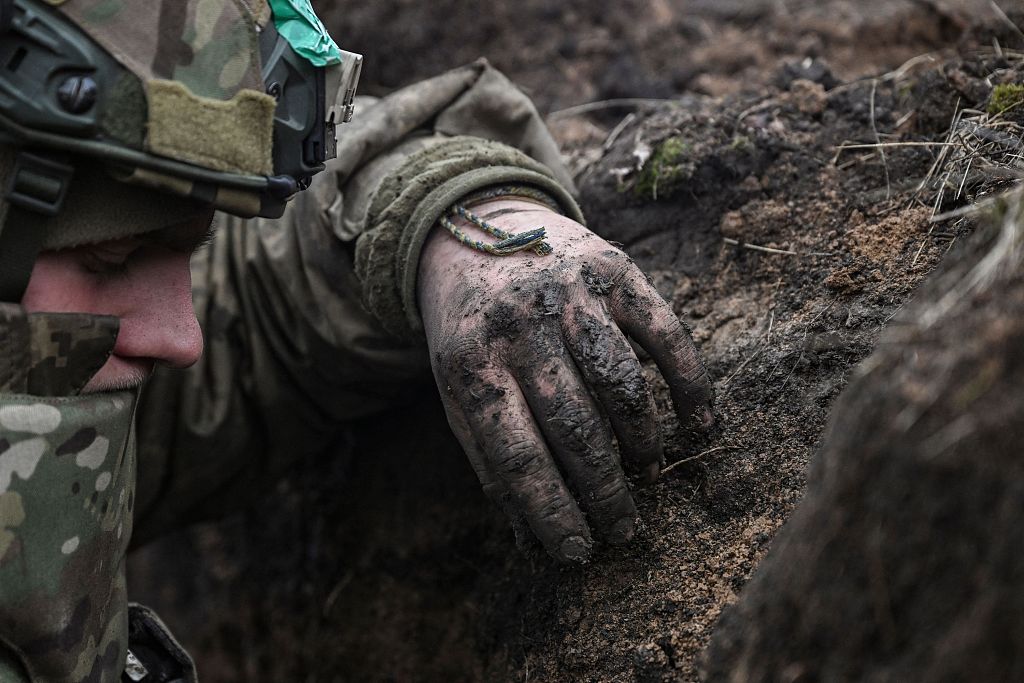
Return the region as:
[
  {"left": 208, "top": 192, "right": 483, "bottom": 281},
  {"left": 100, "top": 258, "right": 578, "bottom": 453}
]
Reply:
[{"left": 127, "top": 2, "right": 1024, "bottom": 681}]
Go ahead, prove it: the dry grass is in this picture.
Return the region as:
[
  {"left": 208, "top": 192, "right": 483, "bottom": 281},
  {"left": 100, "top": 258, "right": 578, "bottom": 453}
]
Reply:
[{"left": 833, "top": 45, "right": 1024, "bottom": 268}]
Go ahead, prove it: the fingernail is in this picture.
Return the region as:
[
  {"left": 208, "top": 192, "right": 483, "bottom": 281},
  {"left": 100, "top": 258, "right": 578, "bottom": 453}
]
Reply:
[
  {"left": 609, "top": 518, "right": 635, "bottom": 545},
  {"left": 559, "top": 536, "right": 592, "bottom": 562},
  {"left": 643, "top": 462, "right": 661, "bottom": 484}
]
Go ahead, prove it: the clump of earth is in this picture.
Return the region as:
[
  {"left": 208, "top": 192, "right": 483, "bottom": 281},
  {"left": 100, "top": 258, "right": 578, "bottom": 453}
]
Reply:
[{"left": 128, "top": 1, "right": 1024, "bottom": 681}]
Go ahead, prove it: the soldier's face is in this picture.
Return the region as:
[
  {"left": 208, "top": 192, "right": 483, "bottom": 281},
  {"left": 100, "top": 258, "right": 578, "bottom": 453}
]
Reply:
[{"left": 20, "top": 210, "right": 216, "bottom": 392}]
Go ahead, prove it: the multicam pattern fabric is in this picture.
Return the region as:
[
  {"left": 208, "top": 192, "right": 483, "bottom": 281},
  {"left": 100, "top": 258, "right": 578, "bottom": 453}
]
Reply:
[
  {"left": 0, "top": 305, "right": 118, "bottom": 397},
  {"left": 0, "top": 390, "right": 138, "bottom": 683},
  {"left": 49, "top": 0, "right": 279, "bottom": 177},
  {"left": 0, "top": 306, "right": 134, "bottom": 682},
  {"left": 0, "top": 305, "right": 31, "bottom": 393},
  {"left": 53, "top": 0, "right": 269, "bottom": 101},
  {"left": 24, "top": 314, "right": 118, "bottom": 397}
]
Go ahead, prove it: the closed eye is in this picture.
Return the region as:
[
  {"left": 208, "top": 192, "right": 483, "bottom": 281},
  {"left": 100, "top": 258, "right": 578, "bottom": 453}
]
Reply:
[{"left": 80, "top": 241, "right": 140, "bottom": 279}]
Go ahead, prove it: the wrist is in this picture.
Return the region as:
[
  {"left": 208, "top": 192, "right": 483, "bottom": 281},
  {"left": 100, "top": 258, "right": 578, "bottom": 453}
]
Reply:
[
  {"left": 417, "top": 199, "right": 570, "bottom": 314},
  {"left": 423, "top": 198, "right": 563, "bottom": 265}
]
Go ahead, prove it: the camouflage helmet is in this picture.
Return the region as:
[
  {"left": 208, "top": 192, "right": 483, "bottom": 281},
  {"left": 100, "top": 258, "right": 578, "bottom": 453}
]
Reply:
[{"left": 0, "top": 0, "right": 362, "bottom": 301}]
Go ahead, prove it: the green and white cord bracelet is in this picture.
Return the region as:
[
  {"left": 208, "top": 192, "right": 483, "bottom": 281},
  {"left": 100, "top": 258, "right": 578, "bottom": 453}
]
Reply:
[{"left": 440, "top": 186, "right": 559, "bottom": 257}]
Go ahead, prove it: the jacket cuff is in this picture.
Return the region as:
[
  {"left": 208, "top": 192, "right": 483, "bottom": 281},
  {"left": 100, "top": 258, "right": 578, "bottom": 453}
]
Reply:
[{"left": 354, "top": 136, "right": 583, "bottom": 340}]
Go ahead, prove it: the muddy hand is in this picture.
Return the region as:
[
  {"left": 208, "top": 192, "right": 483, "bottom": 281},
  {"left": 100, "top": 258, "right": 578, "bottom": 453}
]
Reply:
[{"left": 418, "top": 199, "right": 713, "bottom": 563}]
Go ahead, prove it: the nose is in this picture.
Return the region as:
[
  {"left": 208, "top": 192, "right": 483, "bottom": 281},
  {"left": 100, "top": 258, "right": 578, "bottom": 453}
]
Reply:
[{"left": 114, "top": 249, "right": 204, "bottom": 369}]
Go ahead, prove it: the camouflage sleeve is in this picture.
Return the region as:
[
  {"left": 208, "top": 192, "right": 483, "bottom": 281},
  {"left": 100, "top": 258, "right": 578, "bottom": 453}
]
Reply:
[{"left": 130, "top": 60, "right": 580, "bottom": 542}]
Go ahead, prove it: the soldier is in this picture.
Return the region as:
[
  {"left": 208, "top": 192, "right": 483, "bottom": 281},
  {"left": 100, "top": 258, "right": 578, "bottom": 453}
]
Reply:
[{"left": 0, "top": 0, "right": 713, "bottom": 680}]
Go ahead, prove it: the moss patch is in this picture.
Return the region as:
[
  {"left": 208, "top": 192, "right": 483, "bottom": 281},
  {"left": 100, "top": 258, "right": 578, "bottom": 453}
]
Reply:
[
  {"left": 988, "top": 83, "right": 1024, "bottom": 115},
  {"left": 634, "top": 136, "right": 693, "bottom": 200}
]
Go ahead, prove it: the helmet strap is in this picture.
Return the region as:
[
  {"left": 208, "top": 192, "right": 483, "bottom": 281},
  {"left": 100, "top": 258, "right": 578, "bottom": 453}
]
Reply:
[{"left": 0, "top": 150, "right": 74, "bottom": 302}]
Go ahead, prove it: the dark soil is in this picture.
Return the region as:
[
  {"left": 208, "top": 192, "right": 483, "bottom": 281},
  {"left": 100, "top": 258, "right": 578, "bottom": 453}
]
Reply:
[
  {"left": 128, "top": 2, "right": 1024, "bottom": 681},
  {"left": 704, "top": 202, "right": 1024, "bottom": 682},
  {"left": 315, "top": 0, "right": 995, "bottom": 113}
]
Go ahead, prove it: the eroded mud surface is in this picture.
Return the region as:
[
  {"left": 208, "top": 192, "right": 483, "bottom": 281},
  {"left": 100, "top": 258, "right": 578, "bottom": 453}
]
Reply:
[{"left": 129, "top": 2, "right": 1024, "bottom": 681}]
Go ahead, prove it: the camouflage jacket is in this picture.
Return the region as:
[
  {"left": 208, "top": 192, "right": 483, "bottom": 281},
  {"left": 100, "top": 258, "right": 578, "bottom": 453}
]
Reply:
[{"left": 0, "top": 62, "right": 578, "bottom": 682}]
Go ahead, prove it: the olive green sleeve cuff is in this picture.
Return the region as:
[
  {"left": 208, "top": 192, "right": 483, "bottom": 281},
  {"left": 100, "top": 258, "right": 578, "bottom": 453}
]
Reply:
[{"left": 354, "top": 136, "right": 583, "bottom": 340}]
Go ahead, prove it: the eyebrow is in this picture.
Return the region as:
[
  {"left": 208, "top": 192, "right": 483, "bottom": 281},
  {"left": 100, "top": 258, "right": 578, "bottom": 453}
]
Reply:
[
  {"left": 190, "top": 223, "right": 218, "bottom": 254},
  {"left": 142, "top": 213, "right": 218, "bottom": 254}
]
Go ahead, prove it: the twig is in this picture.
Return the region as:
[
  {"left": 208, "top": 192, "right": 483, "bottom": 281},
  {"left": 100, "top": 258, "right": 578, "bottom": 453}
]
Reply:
[
  {"left": 603, "top": 112, "right": 636, "bottom": 151},
  {"left": 723, "top": 238, "right": 797, "bottom": 256},
  {"left": 955, "top": 155, "right": 974, "bottom": 201},
  {"left": 736, "top": 98, "right": 780, "bottom": 123},
  {"left": 880, "top": 53, "right": 940, "bottom": 83},
  {"left": 894, "top": 109, "right": 916, "bottom": 130},
  {"left": 661, "top": 445, "right": 745, "bottom": 475},
  {"left": 825, "top": 54, "right": 938, "bottom": 98},
  {"left": 836, "top": 142, "right": 959, "bottom": 150},
  {"left": 722, "top": 238, "right": 833, "bottom": 258},
  {"left": 547, "top": 98, "right": 677, "bottom": 120},
  {"left": 836, "top": 152, "right": 876, "bottom": 170}
]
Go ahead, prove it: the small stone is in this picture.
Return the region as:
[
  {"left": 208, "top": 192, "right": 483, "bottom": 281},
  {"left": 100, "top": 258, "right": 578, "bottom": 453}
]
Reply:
[
  {"left": 720, "top": 210, "right": 745, "bottom": 240},
  {"left": 634, "top": 642, "right": 671, "bottom": 682}
]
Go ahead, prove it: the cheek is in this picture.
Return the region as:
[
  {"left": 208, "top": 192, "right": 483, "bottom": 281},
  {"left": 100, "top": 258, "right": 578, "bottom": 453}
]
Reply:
[{"left": 21, "top": 255, "right": 106, "bottom": 314}]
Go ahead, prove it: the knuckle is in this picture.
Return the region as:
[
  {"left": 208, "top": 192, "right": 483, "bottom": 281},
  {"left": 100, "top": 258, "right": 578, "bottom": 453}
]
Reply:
[
  {"left": 587, "top": 477, "right": 630, "bottom": 508},
  {"left": 595, "top": 246, "right": 631, "bottom": 271},
  {"left": 673, "top": 349, "right": 712, "bottom": 389},
  {"left": 537, "top": 494, "right": 571, "bottom": 517},
  {"left": 493, "top": 433, "right": 543, "bottom": 476},
  {"left": 437, "top": 344, "right": 513, "bottom": 407},
  {"left": 522, "top": 324, "right": 566, "bottom": 361},
  {"left": 439, "top": 336, "right": 488, "bottom": 367},
  {"left": 604, "top": 260, "right": 634, "bottom": 285},
  {"left": 604, "top": 361, "right": 657, "bottom": 425},
  {"left": 439, "top": 354, "right": 495, "bottom": 390},
  {"left": 551, "top": 395, "right": 591, "bottom": 422},
  {"left": 548, "top": 397, "right": 606, "bottom": 447},
  {"left": 653, "top": 306, "right": 686, "bottom": 338},
  {"left": 534, "top": 494, "right": 578, "bottom": 526},
  {"left": 483, "top": 299, "right": 527, "bottom": 341},
  {"left": 655, "top": 314, "right": 709, "bottom": 378},
  {"left": 609, "top": 353, "right": 642, "bottom": 381}
]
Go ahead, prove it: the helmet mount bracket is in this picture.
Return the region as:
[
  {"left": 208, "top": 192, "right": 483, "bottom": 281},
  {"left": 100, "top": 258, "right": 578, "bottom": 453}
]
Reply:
[
  {"left": 0, "top": 149, "right": 74, "bottom": 302},
  {"left": 0, "top": 0, "right": 13, "bottom": 34}
]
